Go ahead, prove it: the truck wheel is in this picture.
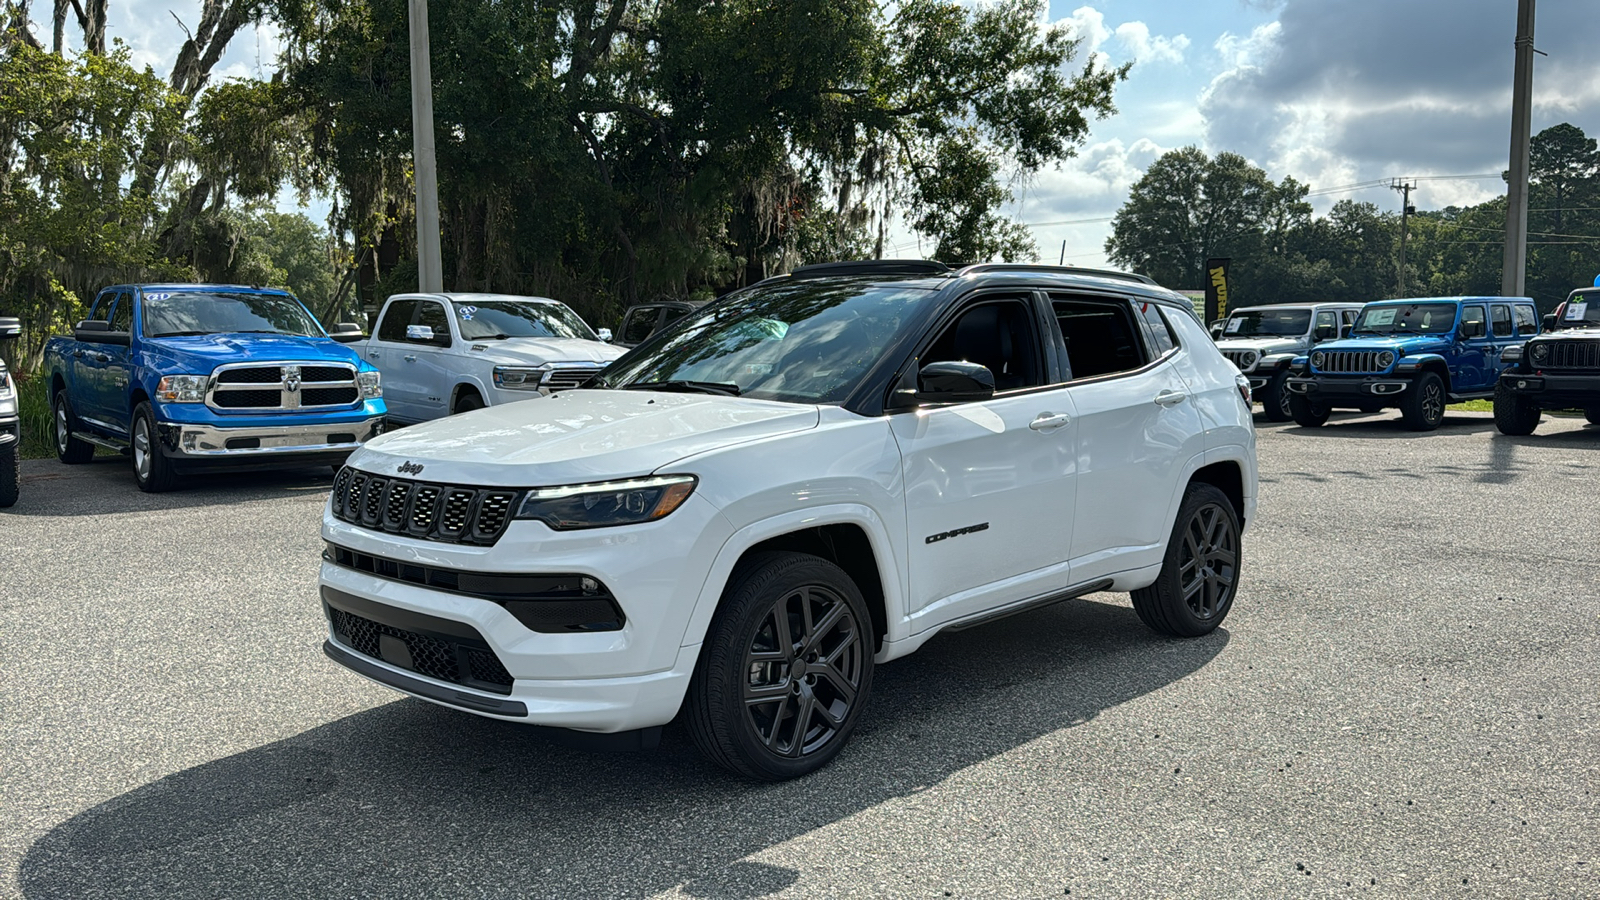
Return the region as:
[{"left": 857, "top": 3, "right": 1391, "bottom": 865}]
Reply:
[
  {"left": 1400, "top": 372, "right": 1446, "bottom": 431},
  {"left": 453, "top": 390, "right": 484, "bottom": 414},
  {"left": 1289, "top": 393, "right": 1330, "bottom": 427},
  {"left": 1260, "top": 371, "right": 1294, "bottom": 422},
  {"left": 52, "top": 391, "right": 95, "bottom": 464},
  {"left": 131, "top": 402, "right": 179, "bottom": 493},
  {"left": 1493, "top": 381, "right": 1541, "bottom": 436},
  {"left": 0, "top": 440, "right": 17, "bottom": 507},
  {"left": 1586, "top": 408, "right": 1600, "bottom": 426},
  {"left": 1131, "top": 482, "right": 1241, "bottom": 637},
  {"left": 687, "top": 551, "right": 874, "bottom": 781}
]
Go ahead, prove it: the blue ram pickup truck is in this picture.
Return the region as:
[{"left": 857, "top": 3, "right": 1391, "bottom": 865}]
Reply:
[
  {"left": 43, "top": 284, "right": 386, "bottom": 492},
  {"left": 1284, "top": 296, "right": 1540, "bottom": 431}
]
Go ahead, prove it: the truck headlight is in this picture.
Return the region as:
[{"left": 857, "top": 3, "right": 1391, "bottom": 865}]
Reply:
[
  {"left": 357, "top": 370, "right": 382, "bottom": 399},
  {"left": 1377, "top": 351, "right": 1395, "bottom": 369},
  {"left": 0, "top": 369, "right": 12, "bottom": 396},
  {"left": 1529, "top": 342, "right": 1549, "bottom": 364},
  {"left": 1310, "top": 351, "right": 1325, "bottom": 369},
  {"left": 156, "top": 375, "right": 209, "bottom": 403},
  {"left": 514, "top": 475, "right": 697, "bottom": 530},
  {"left": 493, "top": 366, "right": 546, "bottom": 391}
]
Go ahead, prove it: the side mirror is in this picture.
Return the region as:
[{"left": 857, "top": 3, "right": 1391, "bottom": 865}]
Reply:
[
  {"left": 597, "top": 327, "right": 613, "bottom": 343},
  {"left": 0, "top": 316, "right": 19, "bottom": 339},
  {"left": 1542, "top": 313, "right": 1557, "bottom": 332},
  {"left": 328, "top": 322, "right": 365, "bottom": 344},
  {"left": 73, "top": 319, "right": 130, "bottom": 345},
  {"left": 1208, "top": 321, "right": 1225, "bottom": 339},
  {"left": 405, "top": 324, "right": 436, "bottom": 342},
  {"left": 1313, "top": 324, "right": 1337, "bottom": 341},
  {"left": 917, "top": 360, "right": 996, "bottom": 403}
]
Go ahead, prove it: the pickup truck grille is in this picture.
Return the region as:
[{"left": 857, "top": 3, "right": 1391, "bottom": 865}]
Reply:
[
  {"left": 331, "top": 466, "right": 519, "bottom": 545},
  {"left": 1540, "top": 340, "right": 1600, "bottom": 370},
  {"left": 209, "top": 363, "right": 360, "bottom": 410},
  {"left": 1221, "top": 349, "right": 1259, "bottom": 372},
  {"left": 1314, "top": 350, "right": 1388, "bottom": 374},
  {"left": 541, "top": 364, "right": 605, "bottom": 392}
]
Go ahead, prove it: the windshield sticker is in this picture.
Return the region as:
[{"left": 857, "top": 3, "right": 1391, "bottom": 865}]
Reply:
[
  {"left": 1565, "top": 302, "right": 1588, "bottom": 321},
  {"left": 144, "top": 292, "right": 172, "bottom": 301},
  {"left": 1365, "top": 308, "right": 1397, "bottom": 327},
  {"left": 457, "top": 304, "right": 477, "bottom": 321},
  {"left": 1225, "top": 318, "right": 1243, "bottom": 333}
]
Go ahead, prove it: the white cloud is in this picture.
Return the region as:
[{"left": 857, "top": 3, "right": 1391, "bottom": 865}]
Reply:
[{"left": 1114, "top": 22, "right": 1190, "bottom": 66}]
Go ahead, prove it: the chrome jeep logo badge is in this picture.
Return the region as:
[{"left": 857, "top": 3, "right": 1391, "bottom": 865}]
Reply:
[
  {"left": 282, "top": 365, "right": 302, "bottom": 392},
  {"left": 397, "top": 461, "right": 425, "bottom": 476}
]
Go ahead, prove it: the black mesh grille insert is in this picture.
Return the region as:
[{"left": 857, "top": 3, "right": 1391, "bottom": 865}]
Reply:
[
  {"left": 330, "top": 468, "right": 520, "bottom": 546},
  {"left": 303, "top": 387, "right": 359, "bottom": 406},
  {"left": 303, "top": 365, "right": 354, "bottom": 382},
  {"left": 213, "top": 389, "right": 281, "bottom": 408},
  {"left": 326, "top": 604, "right": 514, "bottom": 692},
  {"left": 217, "top": 367, "right": 283, "bottom": 384}
]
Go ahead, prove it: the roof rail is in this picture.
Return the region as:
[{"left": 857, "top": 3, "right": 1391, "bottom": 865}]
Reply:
[
  {"left": 954, "top": 263, "right": 1157, "bottom": 286},
  {"left": 789, "top": 260, "right": 953, "bottom": 279}
]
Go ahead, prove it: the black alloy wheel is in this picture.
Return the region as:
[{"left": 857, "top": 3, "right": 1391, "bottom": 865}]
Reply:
[
  {"left": 1261, "top": 371, "right": 1294, "bottom": 422},
  {"left": 688, "top": 552, "right": 873, "bottom": 780},
  {"left": 1131, "top": 482, "right": 1241, "bottom": 637},
  {"left": 1400, "top": 371, "right": 1446, "bottom": 431}
]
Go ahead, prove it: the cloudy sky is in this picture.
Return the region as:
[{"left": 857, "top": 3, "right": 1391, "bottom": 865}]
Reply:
[{"left": 28, "top": 0, "right": 1600, "bottom": 267}]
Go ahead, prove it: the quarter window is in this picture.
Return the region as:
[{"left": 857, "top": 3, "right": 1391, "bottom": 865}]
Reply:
[
  {"left": 377, "top": 299, "right": 419, "bottom": 342},
  {"left": 1052, "top": 297, "right": 1148, "bottom": 380},
  {"left": 1138, "top": 302, "right": 1179, "bottom": 357},
  {"left": 921, "top": 298, "right": 1044, "bottom": 392},
  {"left": 1491, "top": 304, "right": 1513, "bottom": 337}
]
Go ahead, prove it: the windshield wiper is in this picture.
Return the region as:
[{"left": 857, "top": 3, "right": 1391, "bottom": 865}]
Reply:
[
  {"left": 622, "top": 380, "right": 742, "bottom": 397},
  {"left": 151, "top": 330, "right": 211, "bottom": 337}
]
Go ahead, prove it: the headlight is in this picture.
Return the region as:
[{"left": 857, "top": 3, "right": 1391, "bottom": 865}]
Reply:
[
  {"left": 514, "top": 475, "right": 697, "bottom": 530},
  {"left": 1310, "top": 351, "right": 1325, "bottom": 369},
  {"left": 357, "top": 370, "right": 382, "bottom": 399},
  {"left": 1500, "top": 345, "right": 1522, "bottom": 362},
  {"left": 1240, "top": 351, "right": 1258, "bottom": 370},
  {"left": 1377, "top": 351, "right": 1395, "bottom": 369},
  {"left": 156, "top": 375, "right": 208, "bottom": 403},
  {"left": 494, "top": 366, "right": 546, "bottom": 391},
  {"left": 0, "top": 369, "right": 11, "bottom": 396},
  {"left": 1530, "top": 342, "right": 1549, "bottom": 364}
]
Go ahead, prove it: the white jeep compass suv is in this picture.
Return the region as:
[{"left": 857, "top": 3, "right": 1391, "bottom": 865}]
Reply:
[{"left": 319, "top": 260, "right": 1258, "bottom": 780}]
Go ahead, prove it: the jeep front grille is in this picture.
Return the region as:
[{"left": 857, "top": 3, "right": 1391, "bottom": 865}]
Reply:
[
  {"left": 331, "top": 466, "right": 519, "bottom": 546},
  {"left": 540, "top": 364, "right": 605, "bottom": 392},
  {"left": 1314, "top": 350, "right": 1389, "bottom": 374},
  {"left": 1541, "top": 340, "right": 1600, "bottom": 370},
  {"left": 209, "top": 362, "right": 360, "bottom": 410},
  {"left": 1221, "top": 349, "right": 1259, "bottom": 372}
]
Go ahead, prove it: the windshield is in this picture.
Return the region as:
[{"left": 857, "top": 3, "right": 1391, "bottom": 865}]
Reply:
[
  {"left": 453, "top": 299, "right": 597, "bottom": 341},
  {"left": 1222, "top": 308, "right": 1312, "bottom": 337},
  {"left": 143, "top": 291, "right": 323, "bottom": 338},
  {"left": 1351, "top": 303, "right": 1458, "bottom": 335},
  {"left": 595, "top": 280, "right": 932, "bottom": 404},
  {"left": 1556, "top": 291, "right": 1600, "bottom": 328}
]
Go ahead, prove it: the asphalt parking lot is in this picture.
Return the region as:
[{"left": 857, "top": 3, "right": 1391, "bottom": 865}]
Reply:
[{"left": 2, "top": 410, "right": 1597, "bottom": 899}]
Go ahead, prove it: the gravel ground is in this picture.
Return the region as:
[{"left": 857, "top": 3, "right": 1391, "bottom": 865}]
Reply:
[{"left": 2, "top": 410, "right": 1596, "bottom": 899}]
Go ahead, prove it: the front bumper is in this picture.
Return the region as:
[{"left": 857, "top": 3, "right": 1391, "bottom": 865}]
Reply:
[
  {"left": 1286, "top": 376, "right": 1409, "bottom": 402},
  {"left": 0, "top": 416, "right": 16, "bottom": 449},
  {"left": 158, "top": 416, "right": 385, "bottom": 459},
  {"left": 318, "top": 491, "right": 731, "bottom": 732},
  {"left": 1499, "top": 372, "right": 1600, "bottom": 408}
]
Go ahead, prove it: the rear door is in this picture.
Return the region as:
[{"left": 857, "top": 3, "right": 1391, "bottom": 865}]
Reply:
[
  {"left": 1455, "top": 304, "right": 1492, "bottom": 391},
  {"left": 1488, "top": 303, "right": 1516, "bottom": 382}
]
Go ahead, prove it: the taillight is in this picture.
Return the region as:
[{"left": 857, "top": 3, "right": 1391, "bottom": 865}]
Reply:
[{"left": 1235, "top": 373, "right": 1252, "bottom": 404}]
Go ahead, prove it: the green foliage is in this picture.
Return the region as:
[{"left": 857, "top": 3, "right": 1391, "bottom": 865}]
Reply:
[{"left": 12, "top": 373, "right": 55, "bottom": 459}]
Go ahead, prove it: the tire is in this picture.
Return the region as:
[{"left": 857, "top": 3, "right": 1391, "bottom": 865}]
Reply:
[
  {"left": 1289, "top": 393, "right": 1330, "bottom": 427},
  {"left": 0, "top": 440, "right": 17, "bottom": 507},
  {"left": 453, "top": 390, "right": 484, "bottom": 414},
  {"left": 52, "top": 391, "right": 95, "bottom": 464},
  {"left": 1131, "top": 483, "right": 1241, "bottom": 638},
  {"left": 1400, "top": 372, "right": 1446, "bottom": 431},
  {"left": 1586, "top": 407, "right": 1600, "bottom": 426},
  {"left": 687, "top": 552, "right": 874, "bottom": 781},
  {"left": 1259, "top": 370, "right": 1294, "bottom": 422},
  {"left": 1493, "top": 380, "right": 1541, "bottom": 436},
  {"left": 131, "top": 402, "right": 179, "bottom": 492}
]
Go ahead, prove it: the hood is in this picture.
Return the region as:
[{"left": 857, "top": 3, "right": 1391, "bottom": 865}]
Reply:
[
  {"left": 145, "top": 332, "right": 366, "bottom": 371},
  {"left": 1215, "top": 336, "right": 1303, "bottom": 355},
  {"left": 1314, "top": 334, "right": 1452, "bottom": 355},
  {"left": 1540, "top": 325, "right": 1600, "bottom": 340},
  {"left": 349, "top": 389, "right": 821, "bottom": 486},
  {"left": 462, "top": 336, "right": 625, "bottom": 366}
]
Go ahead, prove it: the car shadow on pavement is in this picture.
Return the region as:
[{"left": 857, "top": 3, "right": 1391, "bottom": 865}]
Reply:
[
  {"left": 2, "top": 457, "right": 336, "bottom": 517},
  {"left": 19, "top": 599, "right": 1227, "bottom": 900},
  {"left": 1281, "top": 413, "right": 1499, "bottom": 439}
]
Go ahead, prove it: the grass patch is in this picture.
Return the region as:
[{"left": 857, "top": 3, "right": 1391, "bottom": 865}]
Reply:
[
  {"left": 1448, "top": 399, "right": 1493, "bottom": 412},
  {"left": 14, "top": 374, "right": 57, "bottom": 459}
]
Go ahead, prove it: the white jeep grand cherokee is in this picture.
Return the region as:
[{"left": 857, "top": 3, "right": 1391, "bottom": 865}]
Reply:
[{"left": 320, "top": 261, "right": 1258, "bottom": 780}]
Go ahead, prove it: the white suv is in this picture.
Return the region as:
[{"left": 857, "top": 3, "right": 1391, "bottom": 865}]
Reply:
[{"left": 319, "top": 261, "right": 1258, "bottom": 779}]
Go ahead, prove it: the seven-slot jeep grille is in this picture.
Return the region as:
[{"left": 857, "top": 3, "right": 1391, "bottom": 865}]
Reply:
[
  {"left": 331, "top": 466, "right": 519, "bottom": 545},
  {"left": 1540, "top": 340, "right": 1600, "bottom": 370},
  {"left": 1221, "top": 349, "right": 1259, "bottom": 372},
  {"left": 1314, "top": 350, "right": 1389, "bottom": 374}
]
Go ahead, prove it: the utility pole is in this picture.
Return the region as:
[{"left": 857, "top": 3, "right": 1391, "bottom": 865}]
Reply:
[
  {"left": 408, "top": 0, "right": 443, "bottom": 293},
  {"left": 1390, "top": 179, "right": 1416, "bottom": 296},
  {"left": 1501, "top": 0, "right": 1536, "bottom": 298}
]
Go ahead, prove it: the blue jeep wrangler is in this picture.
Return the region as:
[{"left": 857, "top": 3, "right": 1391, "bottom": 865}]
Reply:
[{"left": 1285, "top": 296, "right": 1540, "bottom": 431}]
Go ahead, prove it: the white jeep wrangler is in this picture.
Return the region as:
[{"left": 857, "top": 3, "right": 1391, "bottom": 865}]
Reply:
[{"left": 319, "top": 261, "right": 1259, "bottom": 779}]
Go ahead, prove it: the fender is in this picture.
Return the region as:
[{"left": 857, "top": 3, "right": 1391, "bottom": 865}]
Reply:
[
  {"left": 676, "top": 503, "right": 908, "bottom": 662},
  {"left": 452, "top": 376, "right": 493, "bottom": 409},
  {"left": 1394, "top": 352, "right": 1448, "bottom": 373},
  {"left": 1259, "top": 353, "right": 1297, "bottom": 370}
]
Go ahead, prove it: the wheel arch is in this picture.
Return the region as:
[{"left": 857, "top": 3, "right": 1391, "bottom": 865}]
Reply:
[
  {"left": 1188, "top": 460, "right": 1246, "bottom": 529},
  {"left": 451, "top": 380, "right": 486, "bottom": 411}
]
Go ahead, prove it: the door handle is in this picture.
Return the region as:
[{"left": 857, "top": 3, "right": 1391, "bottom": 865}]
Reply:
[
  {"left": 367, "top": 350, "right": 380, "bottom": 359},
  {"left": 73, "top": 349, "right": 84, "bottom": 359},
  {"left": 94, "top": 353, "right": 110, "bottom": 363},
  {"left": 1154, "top": 390, "right": 1187, "bottom": 407},
  {"left": 1029, "top": 412, "right": 1072, "bottom": 432},
  {"left": 402, "top": 355, "right": 417, "bottom": 363}
]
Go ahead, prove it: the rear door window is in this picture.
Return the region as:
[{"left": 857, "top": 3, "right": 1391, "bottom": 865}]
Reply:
[
  {"left": 1051, "top": 297, "right": 1149, "bottom": 380},
  {"left": 1491, "top": 304, "right": 1513, "bottom": 337}
]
